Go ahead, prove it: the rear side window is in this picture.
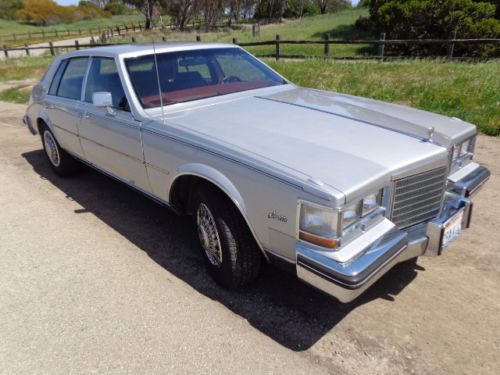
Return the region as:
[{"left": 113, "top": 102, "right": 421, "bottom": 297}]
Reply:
[
  {"left": 56, "top": 57, "right": 88, "bottom": 100},
  {"left": 48, "top": 60, "right": 68, "bottom": 96},
  {"left": 84, "top": 57, "right": 129, "bottom": 111}
]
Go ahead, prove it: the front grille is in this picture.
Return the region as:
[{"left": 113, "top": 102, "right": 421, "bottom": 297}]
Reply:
[{"left": 391, "top": 166, "right": 447, "bottom": 229}]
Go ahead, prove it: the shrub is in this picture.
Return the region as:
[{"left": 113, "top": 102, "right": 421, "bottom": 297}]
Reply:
[
  {"left": 0, "top": 0, "right": 23, "bottom": 20},
  {"left": 358, "top": 0, "right": 500, "bottom": 57},
  {"left": 16, "top": 0, "right": 111, "bottom": 26},
  {"left": 283, "top": 0, "right": 320, "bottom": 18},
  {"left": 104, "top": 1, "right": 129, "bottom": 16}
]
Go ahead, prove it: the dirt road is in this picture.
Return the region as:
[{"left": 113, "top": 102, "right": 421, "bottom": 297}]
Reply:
[{"left": 0, "top": 102, "right": 499, "bottom": 374}]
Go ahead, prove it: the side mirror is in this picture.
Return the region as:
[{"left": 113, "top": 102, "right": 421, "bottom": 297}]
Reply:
[{"left": 92, "top": 92, "right": 115, "bottom": 115}]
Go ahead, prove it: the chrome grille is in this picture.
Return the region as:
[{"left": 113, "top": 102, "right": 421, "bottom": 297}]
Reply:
[{"left": 391, "top": 166, "right": 447, "bottom": 228}]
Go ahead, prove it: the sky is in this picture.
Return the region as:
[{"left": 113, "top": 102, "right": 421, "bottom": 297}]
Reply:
[{"left": 55, "top": 0, "right": 361, "bottom": 5}]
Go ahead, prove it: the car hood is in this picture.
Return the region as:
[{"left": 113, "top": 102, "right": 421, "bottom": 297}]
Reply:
[{"left": 154, "top": 86, "right": 475, "bottom": 202}]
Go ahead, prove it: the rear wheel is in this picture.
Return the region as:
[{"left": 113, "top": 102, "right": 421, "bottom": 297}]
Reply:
[
  {"left": 40, "top": 123, "right": 80, "bottom": 177},
  {"left": 193, "top": 184, "right": 262, "bottom": 288}
]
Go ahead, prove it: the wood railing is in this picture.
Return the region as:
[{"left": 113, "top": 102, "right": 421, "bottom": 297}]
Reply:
[{"left": 1, "top": 33, "right": 499, "bottom": 61}]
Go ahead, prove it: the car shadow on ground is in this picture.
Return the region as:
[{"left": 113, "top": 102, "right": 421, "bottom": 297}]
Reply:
[{"left": 23, "top": 149, "right": 423, "bottom": 351}]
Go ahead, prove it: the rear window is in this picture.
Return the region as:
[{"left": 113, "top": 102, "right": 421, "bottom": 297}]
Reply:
[
  {"left": 48, "top": 60, "right": 68, "bottom": 96},
  {"left": 55, "top": 57, "right": 88, "bottom": 100}
]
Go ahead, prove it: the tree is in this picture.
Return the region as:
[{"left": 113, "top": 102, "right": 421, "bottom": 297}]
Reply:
[
  {"left": 125, "top": 0, "right": 165, "bottom": 29},
  {"left": 166, "top": 0, "right": 195, "bottom": 30},
  {"left": 360, "top": 0, "right": 500, "bottom": 57},
  {"left": 314, "top": 0, "right": 350, "bottom": 14}
]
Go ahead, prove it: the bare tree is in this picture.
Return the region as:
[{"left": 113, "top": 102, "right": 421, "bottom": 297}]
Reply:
[
  {"left": 126, "top": 0, "right": 165, "bottom": 29},
  {"left": 167, "top": 0, "right": 196, "bottom": 30}
]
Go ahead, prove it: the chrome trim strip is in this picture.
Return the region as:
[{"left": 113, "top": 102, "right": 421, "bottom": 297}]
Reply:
[{"left": 141, "top": 127, "right": 332, "bottom": 201}]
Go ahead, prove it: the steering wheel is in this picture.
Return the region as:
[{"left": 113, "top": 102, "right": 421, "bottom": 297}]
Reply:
[{"left": 222, "top": 76, "right": 242, "bottom": 84}]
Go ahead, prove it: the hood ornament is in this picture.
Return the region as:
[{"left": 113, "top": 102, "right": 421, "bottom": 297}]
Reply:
[{"left": 426, "top": 126, "right": 435, "bottom": 142}]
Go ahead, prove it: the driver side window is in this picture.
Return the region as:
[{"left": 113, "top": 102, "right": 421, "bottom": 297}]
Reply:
[{"left": 84, "top": 57, "right": 129, "bottom": 111}]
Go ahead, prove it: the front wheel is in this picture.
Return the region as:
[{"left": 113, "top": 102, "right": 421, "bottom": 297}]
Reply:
[
  {"left": 40, "top": 123, "right": 80, "bottom": 177},
  {"left": 193, "top": 185, "right": 262, "bottom": 288}
]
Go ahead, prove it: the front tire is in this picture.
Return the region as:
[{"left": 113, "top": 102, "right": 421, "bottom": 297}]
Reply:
[
  {"left": 40, "top": 123, "right": 80, "bottom": 177},
  {"left": 193, "top": 185, "right": 262, "bottom": 288}
]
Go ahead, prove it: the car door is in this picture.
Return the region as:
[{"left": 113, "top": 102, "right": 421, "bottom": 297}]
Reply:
[
  {"left": 45, "top": 57, "right": 88, "bottom": 159},
  {"left": 78, "top": 56, "right": 151, "bottom": 193}
]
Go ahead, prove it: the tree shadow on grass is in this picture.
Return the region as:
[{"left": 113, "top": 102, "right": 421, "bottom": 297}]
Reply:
[
  {"left": 22, "top": 149, "right": 422, "bottom": 351},
  {"left": 313, "top": 24, "right": 377, "bottom": 56}
]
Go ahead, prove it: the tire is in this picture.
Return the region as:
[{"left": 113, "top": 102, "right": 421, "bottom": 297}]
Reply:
[
  {"left": 39, "top": 122, "right": 80, "bottom": 177},
  {"left": 193, "top": 184, "right": 262, "bottom": 288}
]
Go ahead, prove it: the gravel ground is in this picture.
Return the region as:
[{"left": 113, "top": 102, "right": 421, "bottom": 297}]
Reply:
[{"left": 0, "top": 102, "right": 499, "bottom": 374}]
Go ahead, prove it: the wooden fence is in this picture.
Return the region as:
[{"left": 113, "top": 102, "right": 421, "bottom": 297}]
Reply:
[
  {"left": 2, "top": 33, "right": 499, "bottom": 61},
  {"left": 0, "top": 22, "right": 145, "bottom": 46}
]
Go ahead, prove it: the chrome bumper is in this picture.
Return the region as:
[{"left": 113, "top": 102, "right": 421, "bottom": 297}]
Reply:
[{"left": 296, "top": 165, "right": 490, "bottom": 303}]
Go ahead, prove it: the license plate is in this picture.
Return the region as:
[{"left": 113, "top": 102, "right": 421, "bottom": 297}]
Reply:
[{"left": 442, "top": 211, "right": 464, "bottom": 250}]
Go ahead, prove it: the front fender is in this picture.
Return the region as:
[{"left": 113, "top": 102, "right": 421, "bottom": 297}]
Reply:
[{"left": 172, "top": 163, "right": 268, "bottom": 260}]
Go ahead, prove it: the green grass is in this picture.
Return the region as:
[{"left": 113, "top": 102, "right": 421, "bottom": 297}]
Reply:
[
  {"left": 265, "top": 59, "right": 500, "bottom": 136},
  {"left": 0, "top": 56, "right": 53, "bottom": 81},
  {"left": 0, "top": 54, "right": 497, "bottom": 135},
  {"left": 0, "top": 85, "right": 30, "bottom": 103},
  {"left": 117, "top": 9, "right": 372, "bottom": 58}
]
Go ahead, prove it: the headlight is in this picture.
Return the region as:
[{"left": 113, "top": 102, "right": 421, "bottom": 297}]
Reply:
[
  {"left": 299, "top": 202, "right": 339, "bottom": 249},
  {"left": 298, "top": 189, "right": 384, "bottom": 249},
  {"left": 342, "top": 189, "right": 384, "bottom": 231},
  {"left": 452, "top": 136, "right": 475, "bottom": 168}
]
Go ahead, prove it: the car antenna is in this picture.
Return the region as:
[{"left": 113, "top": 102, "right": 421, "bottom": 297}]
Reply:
[{"left": 152, "top": 36, "right": 165, "bottom": 124}]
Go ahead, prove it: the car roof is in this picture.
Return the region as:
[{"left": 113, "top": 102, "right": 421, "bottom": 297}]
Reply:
[{"left": 63, "top": 42, "right": 239, "bottom": 59}]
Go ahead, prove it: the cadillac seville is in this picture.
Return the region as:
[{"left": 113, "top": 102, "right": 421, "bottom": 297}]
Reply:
[{"left": 23, "top": 43, "right": 490, "bottom": 302}]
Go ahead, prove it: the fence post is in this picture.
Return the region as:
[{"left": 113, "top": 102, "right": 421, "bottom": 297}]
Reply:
[
  {"left": 25, "top": 44, "right": 30, "bottom": 56},
  {"left": 447, "top": 30, "right": 457, "bottom": 60},
  {"left": 324, "top": 34, "right": 330, "bottom": 57},
  {"left": 252, "top": 24, "right": 256, "bottom": 38},
  {"left": 378, "top": 32, "right": 386, "bottom": 62},
  {"left": 196, "top": 35, "right": 201, "bottom": 42},
  {"left": 162, "top": 36, "right": 166, "bottom": 42},
  {"left": 275, "top": 34, "right": 280, "bottom": 61},
  {"left": 75, "top": 40, "right": 79, "bottom": 50},
  {"left": 131, "top": 36, "right": 136, "bottom": 43},
  {"left": 49, "top": 41, "right": 55, "bottom": 56},
  {"left": 3, "top": 45, "right": 8, "bottom": 58},
  {"left": 116, "top": 26, "right": 121, "bottom": 36},
  {"left": 91, "top": 36, "right": 95, "bottom": 45},
  {"left": 232, "top": 37, "right": 238, "bottom": 45}
]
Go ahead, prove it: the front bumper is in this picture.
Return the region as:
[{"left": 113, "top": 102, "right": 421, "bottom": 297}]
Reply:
[{"left": 296, "top": 165, "right": 490, "bottom": 303}]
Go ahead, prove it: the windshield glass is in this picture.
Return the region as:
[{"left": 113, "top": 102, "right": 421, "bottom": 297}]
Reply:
[{"left": 125, "top": 48, "right": 286, "bottom": 108}]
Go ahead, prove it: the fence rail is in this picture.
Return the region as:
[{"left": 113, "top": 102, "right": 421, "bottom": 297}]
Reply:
[
  {"left": 0, "top": 22, "right": 146, "bottom": 46},
  {"left": 1, "top": 33, "right": 499, "bottom": 61}
]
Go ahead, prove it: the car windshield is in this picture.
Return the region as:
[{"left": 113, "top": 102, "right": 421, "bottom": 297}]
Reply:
[{"left": 125, "top": 48, "right": 286, "bottom": 108}]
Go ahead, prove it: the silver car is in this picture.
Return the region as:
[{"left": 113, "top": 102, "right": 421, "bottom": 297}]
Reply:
[{"left": 24, "top": 43, "right": 490, "bottom": 302}]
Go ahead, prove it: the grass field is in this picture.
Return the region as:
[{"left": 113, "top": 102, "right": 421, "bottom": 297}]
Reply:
[
  {"left": 0, "top": 54, "right": 497, "bottom": 135},
  {"left": 114, "top": 9, "right": 372, "bottom": 58}
]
